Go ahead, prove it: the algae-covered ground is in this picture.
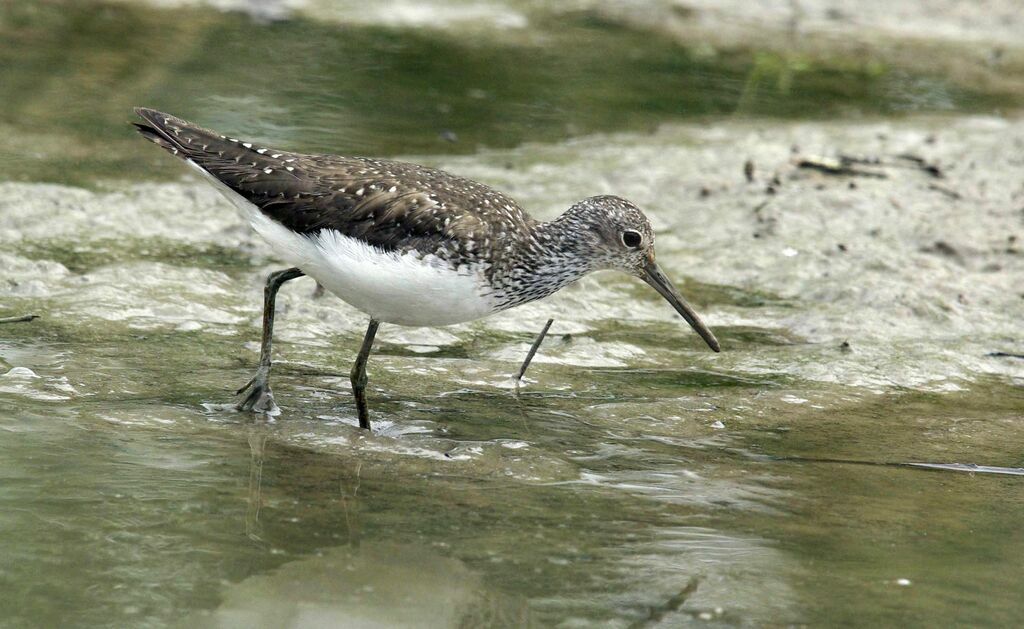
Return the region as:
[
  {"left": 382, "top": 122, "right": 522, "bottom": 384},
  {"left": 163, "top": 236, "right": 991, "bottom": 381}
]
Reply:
[{"left": 1, "top": 1, "right": 1022, "bottom": 627}]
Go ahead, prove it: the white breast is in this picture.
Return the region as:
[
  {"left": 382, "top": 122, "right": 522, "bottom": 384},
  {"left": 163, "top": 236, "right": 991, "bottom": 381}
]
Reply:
[{"left": 189, "top": 161, "right": 497, "bottom": 327}]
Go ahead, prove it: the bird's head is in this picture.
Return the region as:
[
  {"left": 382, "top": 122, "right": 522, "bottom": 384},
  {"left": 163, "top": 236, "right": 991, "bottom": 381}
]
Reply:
[{"left": 563, "top": 195, "right": 720, "bottom": 352}]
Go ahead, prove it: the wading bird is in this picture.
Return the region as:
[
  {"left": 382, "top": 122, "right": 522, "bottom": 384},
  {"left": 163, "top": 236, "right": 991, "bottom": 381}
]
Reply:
[{"left": 133, "top": 108, "right": 719, "bottom": 429}]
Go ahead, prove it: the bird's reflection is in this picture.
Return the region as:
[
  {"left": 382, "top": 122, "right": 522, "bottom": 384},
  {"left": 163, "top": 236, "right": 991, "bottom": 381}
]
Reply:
[
  {"left": 227, "top": 422, "right": 533, "bottom": 628},
  {"left": 339, "top": 459, "right": 362, "bottom": 547},
  {"left": 245, "top": 419, "right": 364, "bottom": 546},
  {"left": 245, "top": 423, "right": 267, "bottom": 542}
]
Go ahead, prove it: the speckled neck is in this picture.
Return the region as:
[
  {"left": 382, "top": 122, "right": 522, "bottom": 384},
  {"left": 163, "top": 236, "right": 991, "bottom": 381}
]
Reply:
[{"left": 488, "top": 212, "right": 599, "bottom": 311}]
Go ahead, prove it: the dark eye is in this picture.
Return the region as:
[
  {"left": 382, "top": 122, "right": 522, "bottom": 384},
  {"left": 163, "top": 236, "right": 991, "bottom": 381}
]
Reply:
[{"left": 621, "top": 230, "right": 642, "bottom": 248}]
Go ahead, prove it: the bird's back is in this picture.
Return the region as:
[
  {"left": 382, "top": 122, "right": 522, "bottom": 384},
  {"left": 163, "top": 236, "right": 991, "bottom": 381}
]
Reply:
[{"left": 133, "top": 108, "right": 535, "bottom": 263}]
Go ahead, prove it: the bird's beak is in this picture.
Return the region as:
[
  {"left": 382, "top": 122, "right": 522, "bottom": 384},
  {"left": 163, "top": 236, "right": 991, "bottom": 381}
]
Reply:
[{"left": 640, "top": 260, "right": 721, "bottom": 352}]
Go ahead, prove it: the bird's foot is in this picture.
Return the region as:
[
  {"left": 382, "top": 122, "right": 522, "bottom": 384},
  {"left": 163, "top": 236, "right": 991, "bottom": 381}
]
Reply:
[{"left": 235, "top": 372, "right": 281, "bottom": 416}]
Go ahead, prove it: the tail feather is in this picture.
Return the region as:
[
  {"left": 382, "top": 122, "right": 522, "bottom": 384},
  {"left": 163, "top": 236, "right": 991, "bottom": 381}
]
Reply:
[
  {"left": 131, "top": 107, "right": 223, "bottom": 161},
  {"left": 131, "top": 107, "right": 317, "bottom": 210},
  {"left": 132, "top": 121, "right": 184, "bottom": 155}
]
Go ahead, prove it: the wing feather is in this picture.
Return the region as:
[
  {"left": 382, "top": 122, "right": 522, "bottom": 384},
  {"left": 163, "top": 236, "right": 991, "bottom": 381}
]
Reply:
[{"left": 133, "top": 107, "right": 533, "bottom": 263}]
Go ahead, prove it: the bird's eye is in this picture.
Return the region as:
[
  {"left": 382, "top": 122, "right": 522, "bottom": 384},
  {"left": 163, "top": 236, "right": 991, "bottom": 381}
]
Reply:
[{"left": 621, "top": 230, "right": 643, "bottom": 248}]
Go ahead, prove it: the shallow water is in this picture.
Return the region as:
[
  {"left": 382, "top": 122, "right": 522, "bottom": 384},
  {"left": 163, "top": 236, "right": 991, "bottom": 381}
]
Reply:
[
  {"left": 3, "top": 0, "right": 1022, "bottom": 185},
  {"left": 2, "top": 1, "right": 1024, "bottom": 627}
]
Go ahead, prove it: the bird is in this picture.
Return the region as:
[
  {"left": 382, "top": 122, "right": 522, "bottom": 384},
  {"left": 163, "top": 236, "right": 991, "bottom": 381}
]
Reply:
[{"left": 132, "top": 108, "right": 720, "bottom": 430}]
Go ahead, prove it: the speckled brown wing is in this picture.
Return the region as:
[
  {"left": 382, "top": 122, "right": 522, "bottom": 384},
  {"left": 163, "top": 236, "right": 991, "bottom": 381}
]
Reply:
[{"left": 133, "top": 108, "right": 534, "bottom": 261}]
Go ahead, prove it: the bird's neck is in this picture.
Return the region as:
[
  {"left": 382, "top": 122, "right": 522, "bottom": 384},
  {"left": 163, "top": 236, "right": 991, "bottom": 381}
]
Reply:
[{"left": 489, "top": 213, "right": 596, "bottom": 311}]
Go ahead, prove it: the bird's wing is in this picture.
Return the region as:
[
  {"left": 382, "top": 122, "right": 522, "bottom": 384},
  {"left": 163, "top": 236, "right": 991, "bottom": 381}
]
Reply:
[{"left": 133, "top": 108, "right": 533, "bottom": 260}]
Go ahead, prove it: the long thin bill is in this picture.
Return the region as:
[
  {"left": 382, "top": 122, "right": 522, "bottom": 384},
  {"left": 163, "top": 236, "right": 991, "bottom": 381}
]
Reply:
[{"left": 641, "top": 261, "right": 721, "bottom": 352}]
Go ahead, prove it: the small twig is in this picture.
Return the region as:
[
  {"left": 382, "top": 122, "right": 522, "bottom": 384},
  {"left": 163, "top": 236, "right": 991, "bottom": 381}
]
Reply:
[
  {"left": 905, "top": 462, "right": 1024, "bottom": 476},
  {"left": 767, "top": 455, "right": 1024, "bottom": 476},
  {"left": 927, "top": 183, "right": 962, "bottom": 200},
  {"left": 894, "top": 153, "right": 944, "bottom": 178},
  {"left": 837, "top": 153, "right": 882, "bottom": 166},
  {"left": 987, "top": 351, "right": 1024, "bottom": 360},
  {"left": 0, "top": 314, "right": 39, "bottom": 324},
  {"left": 628, "top": 577, "right": 701, "bottom": 629},
  {"left": 796, "top": 156, "right": 887, "bottom": 178}
]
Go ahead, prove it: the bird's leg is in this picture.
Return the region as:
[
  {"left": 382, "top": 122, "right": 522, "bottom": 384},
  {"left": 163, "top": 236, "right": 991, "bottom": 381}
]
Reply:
[
  {"left": 236, "top": 267, "right": 305, "bottom": 414},
  {"left": 517, "top": 318, "right": 554, "bottom": 380},
  {"left": 351, "top": 319, "right": 380, "bottom": 430}
]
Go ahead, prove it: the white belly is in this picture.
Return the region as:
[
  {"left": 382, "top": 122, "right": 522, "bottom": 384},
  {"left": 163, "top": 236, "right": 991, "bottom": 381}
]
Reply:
[{"left": 190, "top": 162, "right": 497, "bottom": 326}]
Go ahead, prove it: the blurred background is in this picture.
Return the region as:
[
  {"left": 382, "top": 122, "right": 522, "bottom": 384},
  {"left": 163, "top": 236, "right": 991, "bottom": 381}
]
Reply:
[{"left": 1, "top": 1, "right": 1023, "bottom": 627}]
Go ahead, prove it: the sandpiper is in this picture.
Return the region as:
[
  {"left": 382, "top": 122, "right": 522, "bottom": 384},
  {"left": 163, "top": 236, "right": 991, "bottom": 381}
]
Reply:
[{"left": 133, "top": 108, "right": 720, "bottom": 429}]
